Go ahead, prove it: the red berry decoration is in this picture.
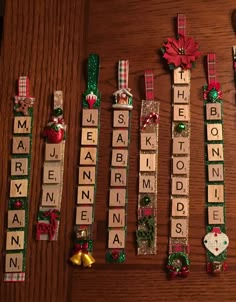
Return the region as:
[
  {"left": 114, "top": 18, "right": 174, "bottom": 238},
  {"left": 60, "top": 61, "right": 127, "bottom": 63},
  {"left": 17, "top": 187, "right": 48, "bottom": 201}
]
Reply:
[{"left": 14, "top": 200, "right": 23, "bottom": 208}]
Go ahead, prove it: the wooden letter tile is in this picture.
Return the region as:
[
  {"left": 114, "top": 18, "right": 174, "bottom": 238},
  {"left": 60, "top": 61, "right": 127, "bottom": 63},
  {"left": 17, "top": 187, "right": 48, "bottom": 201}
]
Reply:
[
  {"left": 8, "top": 210, "right": 25, "bottom": 228},
  {"left": 140, "top": 133, "right": 157, "bottom": 150},
  {"left": 112, "top": 130, "right": 129, "bottom": 147},
  {"left": 78, "top": 167, "right": 96, "bottom": 185},
  {"left": 111, "top": 149, "right": 128, "bottom": 167},
  {"left": 172, "top": 177, "right": 189, "bottom": 196},
  {"left": 113, "top": 110, "right": 129, "bottom": 128},
  {"left": 173, "top": 86, "right": 190, "bottom": 104},
  {"left": 208, "top": 164, "right": 224, "bottom": 182},
  {"left": 208, "top": 206, "right": 224, "bottom": 224},
  {"left": 172, "top": 137, "right": 189, "bottom": 155},
  {"left": 81, "top": 128, "right": 98, "bottom": 145},
  {"left": 77, "top": 186, "right": 95, "bottom": 204},
  {"left": 109, "top": 188, "right": 126, "bottom": 207},
  {"left": 173, "top": 105, "right": 190, "bottom": 121},
  {"left": 207, "top": 144, "right": 224, "bottom": 161},
  {"left": 108, "top": 229, "right": 125, "bottom": 248},
  {"left": 139, "top": 175, "right": 156, "bottom": 193},
  {"left": 45, "top": 143, "right": 63, "bottom": 161},
  {"left": 6, "top": 231, "right": 24, "bottom": 250},
  {"left": 206, "top": 103, "right": 222, "bottom": 120},
  {"left": 5, "top": 253, "right": 23, "bottom": 272},
  {"left": 43, "top": 163, "right": 61, "bottom": 184},
  {"left": 11, "top": 158, "right": 28, "bottom": 176},
  {"left": 82, "top": 109, "right": 99, "bottom": 126},
  {"left": 108, "top": 209, "right": 125, "bottom": 227},
  {"left": 140, "top": 153, "right": 156, "bottom": 171},
  {"left": 173, "top": 67, "right": 190, "bottom": 84},
  {"left": 76, "top": 206, "right": 93, "bottom": 225},
  {"left": 172, "top": 198, "right": 189, "bottom": 217},
  {"left": 171, "top": 218, "right": 187, "bottom": 237},
  {"left": 80, "top": 147, "right": 97, "bottom": 165},
  {"left": 110, "top": 168, "right": 127, "bottom": 186},
  {"left": 13, "top": 117, "right": 31, "bottom": 134},
  {"left": 12, "top": 137, "right": 30, "bottom": 154},
  {"left": 41, "top": 185, "right": 60, "bottom": 207},
  {"left": 172, "top": 156, "right": 189, "bottom": 175},
  {"left": 207, "top": 124, "right": 223, "bottom": 141},
  {"left": 208, "top": 184, "right": 224, "bottom": 203},
  {"left": 10, "top": 179, "right": 28, "bottom": 198}
]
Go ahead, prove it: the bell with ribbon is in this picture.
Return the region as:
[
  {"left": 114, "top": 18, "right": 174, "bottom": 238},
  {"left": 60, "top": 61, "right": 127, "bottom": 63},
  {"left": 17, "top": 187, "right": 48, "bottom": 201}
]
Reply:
[{"left": 70, "top": 241, "right": 95, "bottom": 268}]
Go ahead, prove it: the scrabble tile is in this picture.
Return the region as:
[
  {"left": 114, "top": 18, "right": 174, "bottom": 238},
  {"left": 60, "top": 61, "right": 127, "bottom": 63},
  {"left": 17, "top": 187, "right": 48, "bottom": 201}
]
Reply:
[
  {"left": 41, "top": 185, "right": 60, "bottom": 207},
  {"left": 113, "top": 110, "right": 129, "bottom": 128},
  {"left": 11, "top": 158, "right": 28, "bottom": 176},
  {"left": 13, "top": 116, "right": 31, "bottom": 134},
  {"left": 82, "top": 109, "right": 99, "bottom": 126},
  {"left": 206, "top": 103, "right": 222, "bottom": 120},
  {"left": 5, "top": 253, "right": 23, "bottom": 272},
  {"left": 8, "top": 210, "right": 25, "bottom": 228},
  {"left": 112, "top": 130, "right": 129, "bottom": 147},
  {"left": 43, "top": 163, "right": 61, "bottom": 184},
  {"left": 77, "top": 186, "right": 95, "bottom": 204},
  {"left": 140, "top": 153, "right": 156, "bottom": 171},
  {"left": 207, "top": 144, "right": 224, "bottom": 161},
  {"left": 12, "top": 137, "right": 30, "bottom": 154},
  {"left": 208, "top": 184, "right": 224, "bottom": 203},
  {"left": 173, "top": 105, "right": 190, "bottom": 121},
  {"left": 207, "top": 124, "right": 223, "bottom": 141},
  {"left": 172, "top": 137, "right": 189, "bottom": 155},
  {"left": 172, "top": 198, "right": 189, "bottom": 217},
  {"left": 140, "top": 133, "right": 157, "bottom": 150},
  {"left": 45, "top": 143, "right": 64, "bottom": 161},
  {"left": 110, "top": 168, "right": 127, "bottom": 186},
  {"left": 111, "top": 149, "right": 128, "bottom": 167},
  {"left": 10, "top": 179, "right": 28, "bottom": 198},
  {"left": 173, "top": 86, "right": 190, "bottom": 104},
  {"left": 78, "top": 167, "right": 96, "bottom": 185},
  {"left": 6, "top": 231, "right": 24, "bottom": 250},
  {"left": 172, "top": 156, "right": 189, "bottom": 175},
  {"left": 208, "top": 164, "right": 224, "bottom": 182},
  {"left": 81, "top": 128, "right": 98, "bottom": 145},
  {"left": 76, "top": 206, "right": 93, "bottom": 225},
  {"left": 109, "top": 188, "right": 126, "bottom": 207},
  {"left": 208, "top": 206, "right": 224, "bottom": 224},
  {"left": 80, "top": 147, "right": 97, "bottom": 165},
  {"left": 171, "top": 218, "right": 187, "bottom": 237},
  {"left": 172, "top": 177, "right": 188, "bottom": 196},
  {"left": 139, "top": 175, "right": 156, "bottom": 193},
  {"left": 173, "top": 67, "right": 190, "bottom": 84},
  {"left": 108, "top": 229, "right": 125, "bottom": 248},
  {"left": 108, "top": 209, "right": 125, "bottom": 227}
]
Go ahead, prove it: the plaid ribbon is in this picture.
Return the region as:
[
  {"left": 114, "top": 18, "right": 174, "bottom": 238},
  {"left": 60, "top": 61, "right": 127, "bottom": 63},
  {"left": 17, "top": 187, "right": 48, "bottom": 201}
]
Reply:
[
  {"left": 118, "top": 60, "right": 129, "bottom": 89},
  {"left": 207, "top": 53, "right": 217, "bottom": 85},
  {"left": 4, "top": 272, "right": 25, "bottom": 282},
  {"left": 145, "top": 70, "right": 154, "bottom": 101},
  {"left": 177, "top": 14, "right": 186, "bottom": 36},
  {"left": 18, "top": 76, "right": 30, "bottom": 97}
]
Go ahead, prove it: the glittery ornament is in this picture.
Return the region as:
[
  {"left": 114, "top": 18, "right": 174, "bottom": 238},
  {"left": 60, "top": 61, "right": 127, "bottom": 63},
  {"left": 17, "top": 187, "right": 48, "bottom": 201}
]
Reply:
[
  {"left": 54, "top": 107, "right": 63, "bottom": 116},
  {"left": 141, "top": 195, "right": 151, "bottom": 206},
  {"left": 175, "top": 122, "right": 186, "bottom": 133}
]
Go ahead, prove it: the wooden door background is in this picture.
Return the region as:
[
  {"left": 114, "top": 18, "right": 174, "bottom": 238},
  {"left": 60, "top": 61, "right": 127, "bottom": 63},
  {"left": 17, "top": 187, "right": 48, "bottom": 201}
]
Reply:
[{"left": 0, "top": 0, "right": 236, "bottom": 301}]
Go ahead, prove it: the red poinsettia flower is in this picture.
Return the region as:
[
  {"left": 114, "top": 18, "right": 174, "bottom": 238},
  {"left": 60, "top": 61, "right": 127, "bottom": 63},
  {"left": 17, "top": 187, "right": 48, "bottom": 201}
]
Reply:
[
  {"left": 203, "top": 81, "right": 222, "bottom": 101},
  {"left": 163, "top": 34, "right": 201, "bottom": 69}
]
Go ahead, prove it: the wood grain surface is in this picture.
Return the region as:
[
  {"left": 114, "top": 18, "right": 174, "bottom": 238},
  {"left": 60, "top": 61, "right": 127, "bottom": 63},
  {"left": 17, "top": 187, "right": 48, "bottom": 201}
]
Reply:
[{"left": 0, "top": 0, "right": 236, "bottom": 301}]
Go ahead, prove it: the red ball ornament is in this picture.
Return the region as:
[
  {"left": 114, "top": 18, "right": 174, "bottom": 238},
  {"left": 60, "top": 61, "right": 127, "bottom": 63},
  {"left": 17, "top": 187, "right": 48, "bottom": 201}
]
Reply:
[{"left": 14, "top": 200, "right": 23, "bottom": 208}]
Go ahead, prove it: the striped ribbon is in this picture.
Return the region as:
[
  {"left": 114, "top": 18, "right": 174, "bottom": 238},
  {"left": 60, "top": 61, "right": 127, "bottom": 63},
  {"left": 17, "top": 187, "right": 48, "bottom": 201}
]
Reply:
[
  {"left": 145, "top": 70, "right": 154, "bottom": 101},
  {"left": 177, "top": 14, "right": 186, "bottom": 36},
  {"left": 118, "top": 60, "right": 129, "bottom": 89}
]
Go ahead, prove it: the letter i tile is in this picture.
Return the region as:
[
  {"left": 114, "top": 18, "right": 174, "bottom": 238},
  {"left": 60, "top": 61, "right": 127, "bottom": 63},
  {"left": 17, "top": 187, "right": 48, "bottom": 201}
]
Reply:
[
  {"left": 161, "top": 14, "right": 201, "bottom": 278},
  {"left": 203, "top": 54, "right": 229, "bottom": 274},
  {"left": 106, "top": 60, "right": 133, "bottom": 263},
  {"left": 69, "top": 54, "right": 101, "bottom": 268},
  {"left": 136, "top": 70, "right": 159, "bottom": 255},
  {"left": 4, "top": 77, "right": 35, "bottom": 282},
  {"left": 36, "top": 91, "right": 66, "bottom": 241}
]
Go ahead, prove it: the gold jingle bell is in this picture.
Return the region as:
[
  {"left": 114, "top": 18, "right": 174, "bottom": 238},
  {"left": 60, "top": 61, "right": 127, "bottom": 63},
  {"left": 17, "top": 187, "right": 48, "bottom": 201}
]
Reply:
[
  {"left": 70, "top": 251, "right": 82, "bottom": 266},
  {"left": 70, "top": 251, "right": 95, "bottom": 268}
]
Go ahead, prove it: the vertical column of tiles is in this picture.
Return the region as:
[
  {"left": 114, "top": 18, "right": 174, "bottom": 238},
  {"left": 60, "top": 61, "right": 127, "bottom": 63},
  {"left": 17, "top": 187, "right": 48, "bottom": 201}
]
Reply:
[
  {"left": 106, "top": 60, "right": 133, "bottom": 263},
  {"left": 70, "top": 54, "right": 100, "bottom": 268},
  {"left": 4, "top": 77, "right": 35, "bottom": 282},
  {"left": 203, "top": 54, "right": 229, "bottom": 273},
  {"left": 36, "top": 91, "right": 66, "bottom": 241}
]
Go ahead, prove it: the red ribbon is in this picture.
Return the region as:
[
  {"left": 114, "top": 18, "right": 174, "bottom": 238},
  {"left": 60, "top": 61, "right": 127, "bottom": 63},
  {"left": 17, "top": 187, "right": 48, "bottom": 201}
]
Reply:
[
  {"left": 142, "top": 112, "right": 159, "bottom": 130},
  {"left": 167, "top": 265, "right": 189, "bottom": 278},
  {"left": 73, "top": 242, "right": 89, "bottom": 254}
]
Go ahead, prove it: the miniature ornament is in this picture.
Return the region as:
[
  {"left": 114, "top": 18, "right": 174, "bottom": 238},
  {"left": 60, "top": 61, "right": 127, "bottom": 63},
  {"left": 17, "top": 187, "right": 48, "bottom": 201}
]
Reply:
[
  {"left": 203, "top": 227, "right": 229, "bottom": 257},
  {"left": 43, "top": 114, "right": 65, "bottom": 143}
]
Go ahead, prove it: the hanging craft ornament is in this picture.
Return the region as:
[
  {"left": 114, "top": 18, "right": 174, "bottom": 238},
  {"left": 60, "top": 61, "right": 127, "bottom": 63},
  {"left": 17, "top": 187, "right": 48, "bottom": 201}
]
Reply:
[
  {"left": 136, "top": 70, "right": 159, "bottom": 255},
  {"left": 161, "top": 14, "right": 200, "bottom": 278},
  {"left": 4, "top": 77, "right": 35, "bottom": 282},
  {"left": 70, "top": 54, "right": 100, "bottom": 268},
  {"left": 203, "top": 53, "right": 229, "bottom": 274},
  {"left": 106, "top": 60, "right": 132, "bottom": 263}
]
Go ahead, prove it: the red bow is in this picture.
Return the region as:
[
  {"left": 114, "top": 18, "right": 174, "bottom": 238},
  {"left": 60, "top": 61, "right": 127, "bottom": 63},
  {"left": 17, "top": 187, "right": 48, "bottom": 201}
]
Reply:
[
  {"left": 167, "top": 265, "right": 189, "bottom": 278},
  {"left": 73, "top": 242, "right": 89, "bottom": 254}
]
